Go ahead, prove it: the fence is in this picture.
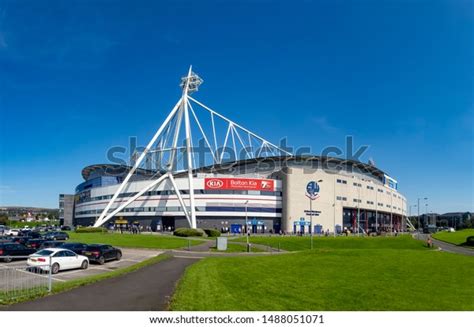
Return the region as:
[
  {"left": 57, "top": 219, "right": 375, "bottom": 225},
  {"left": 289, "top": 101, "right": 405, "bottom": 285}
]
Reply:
[{"left": 0, "top": 256, "right": 52, "bottom": 304}]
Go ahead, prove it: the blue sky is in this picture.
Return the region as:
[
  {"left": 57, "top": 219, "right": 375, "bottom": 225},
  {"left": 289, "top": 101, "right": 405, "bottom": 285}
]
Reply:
[{"left": 0, "top": 0, "right": 472, "bottom": 212}]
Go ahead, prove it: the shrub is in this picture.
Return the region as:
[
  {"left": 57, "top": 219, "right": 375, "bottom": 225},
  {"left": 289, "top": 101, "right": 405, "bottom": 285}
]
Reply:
[
  {"left": 204, "top": 229, "right": 221, "bottom": 237},
  {"left": 466, "top": 236, "right": 474, "bottom": 246},
  {"left": 173, "top": 228, "right": 204, "bottom": 237},
  {"left": 75, "top": 227, "right": 107, "bottom": 233}
]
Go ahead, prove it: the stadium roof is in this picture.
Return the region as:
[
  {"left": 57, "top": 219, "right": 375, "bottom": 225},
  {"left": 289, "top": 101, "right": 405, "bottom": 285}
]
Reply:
[{"left": 82, "top": 155, "right": 387, "bottom": 182}]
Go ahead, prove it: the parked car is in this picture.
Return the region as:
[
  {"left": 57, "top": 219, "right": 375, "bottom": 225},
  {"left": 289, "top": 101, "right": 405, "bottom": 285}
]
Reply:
[
  {"left": 0, "top": 225, "right": 6, "bottom": 235},
  {"left": 27, "top": 248, "right": 89, "bottom": 274},
  {"left": 83, "top": 244, "right": 122, "bottom": 265},
  {"left": 60, "top": 226, "right": 72, "bottom": 231},
  {"left": 6, "top": 228, "right": 20, "bottom": 236},
  {"left": 39, "top": 240, "right": 65, "bottom": 249},
  {"left": 24, "top": 238, "right": 46, "bottom": 250},
  {"left": 44, "top": 231, "right": 69, "bottom": 241},
  {"left": 9, "top": 236, "right": 31, "bottom": 245},
  {"left": 59, "top": 242, "right": 88, "bottom": 255},
  {"left": 20, "top": 230, "right": 42, "bottom": 239},
  {"left": 0, "top": 242, "right": 37, "bottom": 262}
]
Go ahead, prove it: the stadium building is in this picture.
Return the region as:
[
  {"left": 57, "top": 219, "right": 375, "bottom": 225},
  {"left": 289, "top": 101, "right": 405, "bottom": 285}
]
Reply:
[{"left": 70, "top": 68, "right": 408, "bottom": 234}]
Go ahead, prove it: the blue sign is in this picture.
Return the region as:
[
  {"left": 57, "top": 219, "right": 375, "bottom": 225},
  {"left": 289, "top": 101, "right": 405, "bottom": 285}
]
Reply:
[
  {"left": 306, "top": 181, "right": 320, "bottom": 200},
  {"left": 294, "top": 218, "right": 311, "bottom": 226}
]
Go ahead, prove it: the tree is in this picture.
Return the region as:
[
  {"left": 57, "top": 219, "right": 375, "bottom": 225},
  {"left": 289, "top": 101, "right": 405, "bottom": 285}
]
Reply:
[{"left": 0, "top": 214, "right": 9, "bottom": 225}]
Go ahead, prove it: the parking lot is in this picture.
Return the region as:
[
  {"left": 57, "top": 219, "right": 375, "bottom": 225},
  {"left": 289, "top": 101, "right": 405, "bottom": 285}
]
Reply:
[{"left": 0, "top": 248, "right": 163, "bottom": 284}]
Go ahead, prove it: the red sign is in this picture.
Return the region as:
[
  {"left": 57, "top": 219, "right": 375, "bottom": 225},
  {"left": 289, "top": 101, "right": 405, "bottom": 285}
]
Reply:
[{"left": 204, "top": 178, "right": 275, "bottom": 191}]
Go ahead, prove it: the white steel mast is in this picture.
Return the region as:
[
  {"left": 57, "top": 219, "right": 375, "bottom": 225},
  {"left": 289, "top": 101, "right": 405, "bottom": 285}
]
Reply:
[{"left": 93, "top": 66, "right": 291, "bottom": 228}]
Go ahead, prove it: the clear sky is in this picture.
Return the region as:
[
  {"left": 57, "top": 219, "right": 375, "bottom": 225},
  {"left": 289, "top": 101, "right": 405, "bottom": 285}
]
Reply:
[{"left": 0, "top": 0, "right": 472, "bottom": 213}]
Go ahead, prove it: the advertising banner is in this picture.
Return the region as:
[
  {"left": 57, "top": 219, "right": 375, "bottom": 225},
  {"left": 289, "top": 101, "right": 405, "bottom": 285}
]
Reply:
[{"left": 204, "top": 178, "right": 275, "bottom": 191}]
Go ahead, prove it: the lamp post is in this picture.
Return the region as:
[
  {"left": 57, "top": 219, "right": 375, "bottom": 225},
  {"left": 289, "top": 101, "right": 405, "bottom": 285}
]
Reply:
[
  {"left": 357, "top": 180, "right": 361, "bottom": 236},
  {"left": 333, "top": 177, "right": 336, "bottom": 238},
  {"left": 425, "top": 203, "right": 429, "bottom": 225},
  {"left": 245, "top": 200, "right": 249, "bottom": 252},
  {"left": 409, "top": 204, "right": 417, "bottom": 231},
  {"left": 417, "top": 197, "right": 428, "bottom": 232},
  {"left": 308, "top": 179, "right": 323, "bottom": 250}
]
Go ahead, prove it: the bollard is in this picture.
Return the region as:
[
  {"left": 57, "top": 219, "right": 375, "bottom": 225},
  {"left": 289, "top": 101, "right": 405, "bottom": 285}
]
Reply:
[{"left": 188, "top": 239, "right": 191, "bottom": 251}]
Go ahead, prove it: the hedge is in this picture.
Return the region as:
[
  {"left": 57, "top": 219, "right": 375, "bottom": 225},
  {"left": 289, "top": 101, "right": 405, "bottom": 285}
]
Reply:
[
  {"left": 173, "top": 228, "right": 204, "bottom": 237},
  {"left": 75, "top": 227, "right": 107, "bottom": 233},
  {"left": 466, "top": 236, "right": 474, "bottom": 246},
  {"left": 203, "top": 229, "right": 221, "bottom": 237}
]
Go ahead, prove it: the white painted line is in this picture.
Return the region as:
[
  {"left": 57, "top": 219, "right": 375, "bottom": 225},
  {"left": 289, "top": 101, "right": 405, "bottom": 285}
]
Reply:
[
  {"left": 12, "top": 268, "right": 64, "bottom": 282},
  {"left": 88, "top": 267, "right": 113, "bottom": 271},
  {"left": 53, "top": 269, "right": 89, "bottom": 276}
]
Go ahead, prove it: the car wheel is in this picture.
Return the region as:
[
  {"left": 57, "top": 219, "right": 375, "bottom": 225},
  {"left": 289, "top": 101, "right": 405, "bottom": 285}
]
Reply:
[
  {"left": 98, "top": 256, "right": 105, "bottom": 265},
  {"left": 81, "top": 260, "right": 88, "bottom": 269},
  {"left": 51, "top": 263, "right": 60, "bottom": 274},
  {"left": 116, "top": 252, "right": 122, "bottom": 261},
  {"left": 4, "top": 256, "right": 12, "bottom": 263}
]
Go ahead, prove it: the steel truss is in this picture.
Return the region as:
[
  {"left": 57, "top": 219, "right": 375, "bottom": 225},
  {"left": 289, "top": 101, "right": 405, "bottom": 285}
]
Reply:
[{"left": 94, "top": 67, "right": 292, "bottom": 228}]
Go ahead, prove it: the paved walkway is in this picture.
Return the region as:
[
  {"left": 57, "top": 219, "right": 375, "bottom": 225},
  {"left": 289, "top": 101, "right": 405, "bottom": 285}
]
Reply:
[
  {"left": 6, "top": 256, "right": 199, "bottom": 311},
  {"left": 418, "top": 233, "right": 474, "bottom": 257},
  {"left": 4, "top": 243, "right": 280, "bottom": 311}
]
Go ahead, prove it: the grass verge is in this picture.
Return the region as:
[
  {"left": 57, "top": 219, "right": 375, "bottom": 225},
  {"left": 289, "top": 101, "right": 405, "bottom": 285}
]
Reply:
[
  {"left": 0, "top": 253, "right": 171, "bottom": 306},
  {"left": 67, "top": 232, "right": 203, "bottom": 249},
  {"left": 170, "top": 248, "right": 474, "bottom": 311},
  {"left": 232, "top": 234, "right": 424, "bottom": 251},
  {"left": 433, "top": 229, "right": 474, "bottom": 246}
]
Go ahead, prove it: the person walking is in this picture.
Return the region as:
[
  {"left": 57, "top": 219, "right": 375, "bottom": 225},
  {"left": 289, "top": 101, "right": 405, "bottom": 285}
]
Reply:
[{"left": 427, "top": 236, "right": 433, "bottom": 248}]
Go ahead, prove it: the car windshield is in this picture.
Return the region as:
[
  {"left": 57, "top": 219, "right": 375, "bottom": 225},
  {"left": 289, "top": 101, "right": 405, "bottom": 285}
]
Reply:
[{"left": 34, "top": 250, "right": 54, "bottom": 256}]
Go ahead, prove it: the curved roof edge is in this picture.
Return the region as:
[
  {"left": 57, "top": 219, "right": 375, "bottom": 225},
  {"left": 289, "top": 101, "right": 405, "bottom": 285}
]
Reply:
[
  {"left": 82, "top": 155, "right": 388, "bottom": 181},
  {"left": 81, "top": 164, "right": 158, "bottom": 181}
]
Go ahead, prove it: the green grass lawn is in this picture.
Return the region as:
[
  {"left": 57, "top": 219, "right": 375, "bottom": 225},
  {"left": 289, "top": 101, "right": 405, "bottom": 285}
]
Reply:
[
  {"left": 171, "top": 248, "right": 474, "bottom": 311},
  {"left": 67, "top": 232, "right": 203, "bottom": 249},
  {"left": 233, "top": 234, "right": 424, "bottom": 251},
  {"left": 433, "top": 229, "right": 474, "bottom": 246},
  {"left": 210, "top": 243, "right": 264, "bottom": 253},
  {"left": 171, "top": 236, "right": 474, "bottom": 311}
]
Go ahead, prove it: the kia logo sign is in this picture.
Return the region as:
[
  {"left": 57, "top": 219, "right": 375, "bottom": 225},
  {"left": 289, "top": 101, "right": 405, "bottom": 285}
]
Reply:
[{"left": 206, "top": 179, "right": 224, "bottom": 189}]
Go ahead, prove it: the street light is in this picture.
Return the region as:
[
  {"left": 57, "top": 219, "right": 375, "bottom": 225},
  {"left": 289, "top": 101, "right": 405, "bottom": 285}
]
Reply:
[
  {"left": 309, "top": 179, "right": 323, "bottom": 250},
  {"left": 417, "top": 197, "right": 428, "bottom": 232},
  {"left": 409, "top": 204, "right": 417, "bottom": 230},
  {"left": 244, "top": 200, "right": 249, "bottom": 253}
]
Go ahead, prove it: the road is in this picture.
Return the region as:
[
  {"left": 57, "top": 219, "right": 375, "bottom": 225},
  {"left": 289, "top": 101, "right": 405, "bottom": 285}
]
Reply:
[
  {"left": 418, "top": 233, "right": 474, "bottom": 257},
  {"left": 6, "top": 256, "right": 199, "bottom": 311}
]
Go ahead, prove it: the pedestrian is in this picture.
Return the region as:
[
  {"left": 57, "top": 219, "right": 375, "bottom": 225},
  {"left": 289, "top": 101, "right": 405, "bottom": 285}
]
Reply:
[{"left": 427, "top": 236, "right": 433, "bottom": 248}]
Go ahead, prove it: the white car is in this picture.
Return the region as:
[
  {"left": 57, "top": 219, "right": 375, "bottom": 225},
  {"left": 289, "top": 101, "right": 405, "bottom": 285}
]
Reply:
[
  {"left": 6, "top": 229, "right": 20, "bottom": 236},
  {"left": 27, "top": 248, "right": 89, "bottom": 274}
]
